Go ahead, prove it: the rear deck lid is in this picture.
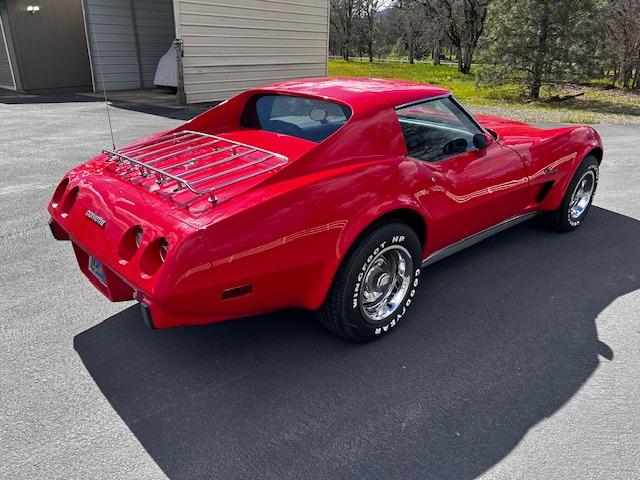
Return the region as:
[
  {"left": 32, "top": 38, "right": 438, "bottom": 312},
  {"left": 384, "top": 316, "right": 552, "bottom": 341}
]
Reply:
[{"left": 102, "top": 128, "right": 314, "bottom": 214}]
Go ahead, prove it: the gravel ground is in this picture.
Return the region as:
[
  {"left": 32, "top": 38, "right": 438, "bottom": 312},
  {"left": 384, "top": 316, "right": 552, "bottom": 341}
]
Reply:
[
  {"left": 1, "top": 97, "right": 639, "bottom": 480},
  {"left": 468, "top": 105, "right": 640, "bottom": 126}
]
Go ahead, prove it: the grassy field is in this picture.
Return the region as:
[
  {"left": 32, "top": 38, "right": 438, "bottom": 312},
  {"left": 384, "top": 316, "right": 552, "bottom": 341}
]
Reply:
[{"left": 328, "top": 59, "right": 640, "bottom": 124}]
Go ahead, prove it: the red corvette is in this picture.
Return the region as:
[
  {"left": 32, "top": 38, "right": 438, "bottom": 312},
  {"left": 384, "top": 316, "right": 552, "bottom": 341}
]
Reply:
[{"left": 48, "top": 78, "right": 602, "bottom": 341}]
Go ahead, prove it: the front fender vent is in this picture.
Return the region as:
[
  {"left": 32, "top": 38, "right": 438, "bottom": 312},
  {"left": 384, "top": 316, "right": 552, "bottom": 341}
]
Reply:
[{"left": 536, "top": 181, "right": 555, "bottom": 203}]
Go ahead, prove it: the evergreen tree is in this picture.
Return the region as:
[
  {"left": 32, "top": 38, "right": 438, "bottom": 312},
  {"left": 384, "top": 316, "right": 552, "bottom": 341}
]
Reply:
[{"left": 477, "top": 0, "right": 602, "bottom": 98}]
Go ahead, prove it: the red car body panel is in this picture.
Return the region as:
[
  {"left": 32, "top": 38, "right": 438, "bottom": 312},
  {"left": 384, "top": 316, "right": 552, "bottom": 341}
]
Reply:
[{"left": 48, "top": 78, "right": 603, "bottom": 329}]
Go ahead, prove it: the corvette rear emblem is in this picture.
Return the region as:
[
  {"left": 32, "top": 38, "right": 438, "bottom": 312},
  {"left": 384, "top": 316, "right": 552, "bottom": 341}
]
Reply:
[{"left": 85, "top": 210, "right": 106, "bottom": 227}]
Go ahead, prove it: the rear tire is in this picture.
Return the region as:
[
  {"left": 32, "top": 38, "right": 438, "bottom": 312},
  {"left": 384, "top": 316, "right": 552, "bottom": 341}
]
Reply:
[
  {"left": 543, "top": 155, "right": 599, "bottom": 232},
  {"left": 317, "top": 222, "right": 422, "bottom": 342}
]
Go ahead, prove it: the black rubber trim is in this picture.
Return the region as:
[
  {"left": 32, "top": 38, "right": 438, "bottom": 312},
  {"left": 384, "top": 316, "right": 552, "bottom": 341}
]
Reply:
[
  {"left": 140, "top": 302, "right": 156, "bottom": 329},
  {"left": 48, "top": 219, "right": 58, "bottom": 239},
  {"left": 48, "top": 217, "right": 69, "bottom": 241}
]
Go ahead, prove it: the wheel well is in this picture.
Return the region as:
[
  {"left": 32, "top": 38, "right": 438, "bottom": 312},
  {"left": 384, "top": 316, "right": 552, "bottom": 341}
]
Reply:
[
  {"left": 588, "top": 147, "right": 603, "bottom": 165},
  {"left": 366, "top": 208, "right": 427, "bottom": 247},
  {"left": 322, "top": 208, "right": 427, "bottom": 309}
]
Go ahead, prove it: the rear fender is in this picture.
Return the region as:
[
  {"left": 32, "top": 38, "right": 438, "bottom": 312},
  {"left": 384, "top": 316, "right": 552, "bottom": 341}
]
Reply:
[
  {"left": 310, "top": 157, "right": 427, "bottom": 308},
  {"left": 304, "top": 197, "right": 426, "bottom": 310},
  {"left": 200, "top": 157, "right": 425, "bottom": 312}
]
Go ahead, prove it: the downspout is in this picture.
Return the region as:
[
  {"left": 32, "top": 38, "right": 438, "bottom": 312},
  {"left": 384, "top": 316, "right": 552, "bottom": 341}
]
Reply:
[
  {"left": 325, "top": 0, "right": 330, "bottom": 77},
  {"left": 175, "top": 39, "right": 186, "bottom": 105},
  {"left": 172, "top": 0, "right": 186, "bottom": 105}
]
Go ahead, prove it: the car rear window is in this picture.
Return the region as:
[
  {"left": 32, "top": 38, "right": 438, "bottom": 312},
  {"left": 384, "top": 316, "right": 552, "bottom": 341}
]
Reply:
[{"left": 241, "top": 94, "right": 352, "bottom": 143}]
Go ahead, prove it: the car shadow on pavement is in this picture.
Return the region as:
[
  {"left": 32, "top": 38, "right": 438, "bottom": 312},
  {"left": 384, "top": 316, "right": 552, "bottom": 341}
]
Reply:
[{"left": 74, "top": 206, "right": 639, "bottom": 480}]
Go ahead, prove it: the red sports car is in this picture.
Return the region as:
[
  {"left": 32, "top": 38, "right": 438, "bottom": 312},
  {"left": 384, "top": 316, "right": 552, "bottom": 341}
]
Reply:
[{"left": 48, "top": 78, "right": 602, "bottom": 341}]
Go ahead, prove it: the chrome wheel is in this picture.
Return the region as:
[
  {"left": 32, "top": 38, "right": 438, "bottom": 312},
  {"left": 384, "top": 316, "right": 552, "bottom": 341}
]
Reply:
[
  {"left": 569, "top": 170, "right": 596, "bottom": 220},
  {"left": 359, "top": 246, "right": 413, "bottom": 322}
]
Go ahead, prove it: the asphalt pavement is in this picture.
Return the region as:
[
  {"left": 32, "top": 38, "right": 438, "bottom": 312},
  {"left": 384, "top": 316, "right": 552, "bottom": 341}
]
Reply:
[{"left": 1, "top": 96, "right": 639, "bottom": 480}]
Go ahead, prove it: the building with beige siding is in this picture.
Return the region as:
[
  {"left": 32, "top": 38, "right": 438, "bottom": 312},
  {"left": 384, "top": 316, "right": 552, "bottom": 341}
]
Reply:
[
  {"left": 175, "top": 0, "right": 330, "bottom": 103},
  {"left": 0, "top": 0, "right": 329, "bottom": 104}
]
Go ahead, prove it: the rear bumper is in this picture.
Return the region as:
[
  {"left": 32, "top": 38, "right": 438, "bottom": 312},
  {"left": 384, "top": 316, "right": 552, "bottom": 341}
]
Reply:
[
  {"left": 133, "top": 294, "right": 228, "bottom": 329},
  {"left": 49, "top": 216, "right": 221, "bottom": 329},
  {"left": 71, "top": 242, "right": 135, "bottom": 302},
  {"left": 51, "top": 217, "right": 135, "bottom": 301}
]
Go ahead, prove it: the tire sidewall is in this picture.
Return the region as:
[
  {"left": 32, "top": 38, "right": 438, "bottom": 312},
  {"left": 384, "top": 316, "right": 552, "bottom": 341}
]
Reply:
[
  {"left": 343, "top": 224, "right": 422, "bottom": 339},
  {"left": 564, "top": 157, "right": 599, "bottom": 229}
]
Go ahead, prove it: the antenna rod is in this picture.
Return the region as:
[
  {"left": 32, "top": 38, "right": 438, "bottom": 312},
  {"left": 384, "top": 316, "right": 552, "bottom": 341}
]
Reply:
[
  {"left": 86, "top": 2, "right": 116, "bottom": 149},
  {"left": 101, "top": 78, "right": 115, "bottom": 151}
]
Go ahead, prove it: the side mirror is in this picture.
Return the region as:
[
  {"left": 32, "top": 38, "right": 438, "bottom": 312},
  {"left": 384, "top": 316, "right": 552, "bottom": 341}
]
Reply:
[
  {"left": 472, "top": 133, "right": 490, "bottom": 150},
  {"left": 443, "top": 138, "right": 468, "bottom": 156}
]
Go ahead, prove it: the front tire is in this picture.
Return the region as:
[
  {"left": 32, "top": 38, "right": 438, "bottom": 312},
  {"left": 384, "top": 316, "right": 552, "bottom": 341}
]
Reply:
[
  {"left": 317, "top": 222, "right": 422, "bottom": 342},
  {"left": 544, "top": 155, "right": 599, "bottom": 232}
]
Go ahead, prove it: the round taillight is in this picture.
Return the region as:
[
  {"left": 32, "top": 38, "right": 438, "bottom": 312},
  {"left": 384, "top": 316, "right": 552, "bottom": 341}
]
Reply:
[
  {"left": 118, "top": 225, "right": 143, "bottom": 262},
  {"left": 140, "top": 237, "right": 169, "bottom": 277},
  {"left": 159, "top": 238, "right": 169, "bottom": 262},
  {"left": 134, "top": 226, "right": 144, "bottom": 248},
  {"left": 51, "top": 178, "right": 69, "bottom": 208},
  {"left": 60, "top": 186, "right": 79, "bottom": 216}
]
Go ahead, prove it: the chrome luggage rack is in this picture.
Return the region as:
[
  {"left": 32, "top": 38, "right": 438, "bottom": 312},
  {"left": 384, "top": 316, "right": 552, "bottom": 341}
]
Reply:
[{"left": 102, "top": 130, "right": 288, "bottom": 206}]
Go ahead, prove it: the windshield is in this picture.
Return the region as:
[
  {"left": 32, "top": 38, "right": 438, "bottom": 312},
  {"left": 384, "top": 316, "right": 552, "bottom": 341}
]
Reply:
[{"left": 241, "top": 94, "right": 352, "bottom": 143}]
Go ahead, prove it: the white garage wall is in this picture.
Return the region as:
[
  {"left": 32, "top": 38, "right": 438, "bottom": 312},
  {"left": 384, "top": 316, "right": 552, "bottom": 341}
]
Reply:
[
  {"left": 175, "top": 0, "right": 329, "bottom": 103},
  {"left": 83, "top": 0, "right": 174, "bottom": 92}
]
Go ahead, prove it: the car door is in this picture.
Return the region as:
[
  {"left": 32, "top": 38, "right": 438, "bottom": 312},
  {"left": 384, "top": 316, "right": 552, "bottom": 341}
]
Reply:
[{"left": 396, "top": 96, "right": 530, "bottom": 254}]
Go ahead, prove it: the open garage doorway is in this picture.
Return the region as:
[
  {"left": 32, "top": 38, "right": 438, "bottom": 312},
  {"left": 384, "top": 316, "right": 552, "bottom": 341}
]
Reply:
[{"left": 83, "top": 0, "right": 176, "bottom": 97}]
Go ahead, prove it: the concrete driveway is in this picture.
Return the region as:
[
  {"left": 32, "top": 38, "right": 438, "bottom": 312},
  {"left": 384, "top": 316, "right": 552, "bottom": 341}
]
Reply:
[{"left": 1, "top": 97, "right": 639, "bottom": 480}]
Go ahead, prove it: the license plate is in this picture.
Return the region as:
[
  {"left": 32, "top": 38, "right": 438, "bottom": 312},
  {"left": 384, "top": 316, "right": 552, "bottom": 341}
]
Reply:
[{"left": 88, "top": 256, "right": 107, "bottom": 286}]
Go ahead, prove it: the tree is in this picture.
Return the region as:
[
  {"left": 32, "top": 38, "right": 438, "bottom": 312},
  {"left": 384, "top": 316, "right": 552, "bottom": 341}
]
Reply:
[
  {"left": 602, "top": 0, "right": 640, "bottom": 89},
  {"left": 395, "top": 0, "right": 428, "bottom": 63},
  {"left": 360, "top": 0, "right": 381, "bottom": 62},
  {"left": 330, "top": 0, "right": 359, "bottom": 61},
  {"left": 413, "top": 0, "right": 490, "bottom": 73},
  {"left": 477, "top": 0, "right": 602, "bottom": 99}
]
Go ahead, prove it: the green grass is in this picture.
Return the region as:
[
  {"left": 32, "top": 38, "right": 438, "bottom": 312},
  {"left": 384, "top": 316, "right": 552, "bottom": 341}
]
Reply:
[
  {"left": 328, "top": 59, "right": 640, "bottom": 124},
  {"left": 328, "top": 59, "right": 540, "bottom": 104}
]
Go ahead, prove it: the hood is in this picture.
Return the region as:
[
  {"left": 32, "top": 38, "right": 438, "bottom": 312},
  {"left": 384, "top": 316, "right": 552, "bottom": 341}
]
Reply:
[
  {"left": 475, "top": 114, "right": 544, "bottom": 138},
  {"left": 474, "top": 113, "right": 578, "bottom": 147}
]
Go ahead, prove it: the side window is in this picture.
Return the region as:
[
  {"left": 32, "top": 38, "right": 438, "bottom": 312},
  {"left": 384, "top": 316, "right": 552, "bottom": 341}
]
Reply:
[{"left": 396, "top": 97, "right": 482, "bottom": 163}]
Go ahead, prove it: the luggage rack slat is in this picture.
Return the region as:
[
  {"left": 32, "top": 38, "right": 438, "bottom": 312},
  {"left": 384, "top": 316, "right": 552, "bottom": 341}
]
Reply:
[
  {"left": 119, "top": 131, "right": 194, "bottom": 155},
  {"left": 190, "top": 154, "right": 274, "bottom": 186},
  {"left": 134, "top": 136, "right": 210, "bottom": 161},
  {"left": 127, "top": 144, "right": 243, "bottom": 181},
  {"left": 103, "top": 130, "right": 288, "bottom": 205},
  {"left": 175, "top": 148, "right": 258, "bottom": 178},
  {"left": 145, "top": 139, "right": 221, "bottom": 165}
]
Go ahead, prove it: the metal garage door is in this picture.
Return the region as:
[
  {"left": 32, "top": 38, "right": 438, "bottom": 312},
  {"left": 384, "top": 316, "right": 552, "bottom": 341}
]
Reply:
[
  {"left": 0, "top": 11, "right": 15, "bottom": 89},
  {"left": 83, "top": 0, "right": 174, "bottom": 92}
]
